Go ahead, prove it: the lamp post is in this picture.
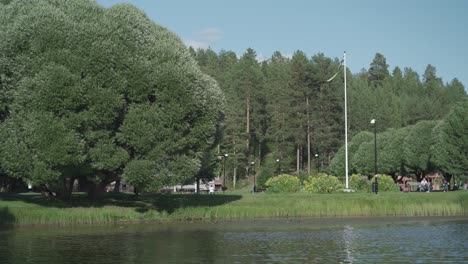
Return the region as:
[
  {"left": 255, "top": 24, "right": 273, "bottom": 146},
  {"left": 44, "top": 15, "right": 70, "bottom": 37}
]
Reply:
[
  {"left": 315, "top": 153, "right": 319, "bottom": 173},
  {"left": 251, "top": 161, "right": 256, "bottom": 193},
  {"left": 370, "top": 119, "right": 378, "bottom": 194},
  {"left": 276, "top": 159, "right": 280, "bottom": 174},
  {"left": 222, "top": 153, "right": 228, "bottom": 188}
]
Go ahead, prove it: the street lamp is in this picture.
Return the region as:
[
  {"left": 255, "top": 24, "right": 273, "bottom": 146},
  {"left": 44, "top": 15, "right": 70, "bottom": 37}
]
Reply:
[
  {"left": 251, "top": 161, "right": 256, "bottom": 193},
  {"left": 370, "top": 119, "right": 378, "bottom": 194},
  {"left": 276, "top": 159, "right": 280, "bottom": 174},
  {"left": 315, "top": 153, "right": 319, "bottom": 173},
  {"left": 222, "top": 153, "right": 228, "bottom": 189}
]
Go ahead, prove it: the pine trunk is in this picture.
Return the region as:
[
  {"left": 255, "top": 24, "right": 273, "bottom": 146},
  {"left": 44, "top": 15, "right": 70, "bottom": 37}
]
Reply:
[
  {"left": 306, "top": 97, "right": 311, "bottom": 175},
  {"left": 246, "top": 95, "right": 250, "bottom": 148},
  {"left": 296, "top": 144, "right": 300, "bottom": 173},
  {"left": 258, "top": 140, "right": 261, "bottom": 165}
]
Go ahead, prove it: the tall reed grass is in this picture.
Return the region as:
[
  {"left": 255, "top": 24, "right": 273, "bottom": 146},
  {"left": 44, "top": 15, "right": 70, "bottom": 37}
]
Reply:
[{"left": 1, "top": 191, "right": 466, "bottom": 226}]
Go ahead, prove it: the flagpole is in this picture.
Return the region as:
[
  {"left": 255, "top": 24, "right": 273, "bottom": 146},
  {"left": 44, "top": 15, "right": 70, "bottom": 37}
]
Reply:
[{"left": 344, "top": 51, "right": 350, "bottom": 191}]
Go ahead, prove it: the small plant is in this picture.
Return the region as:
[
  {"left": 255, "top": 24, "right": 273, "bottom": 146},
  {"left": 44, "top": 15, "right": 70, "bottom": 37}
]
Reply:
[
  {"left": 350, "top": 174, "right": 371, "bottom": 192},
  {"left": 304, "top": 173, "right": 343, "bottom": 193},
  {"left": 371, "top": 174, "right": 399, "bottom": 192},
  {"left": 265, "top": 174, "right": 301, "bottom": 193}
]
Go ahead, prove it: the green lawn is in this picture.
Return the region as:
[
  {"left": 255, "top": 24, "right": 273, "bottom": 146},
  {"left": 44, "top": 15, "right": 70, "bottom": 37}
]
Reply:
[{"left": 1, "top": 190, "right": 467, "bottom": 226}]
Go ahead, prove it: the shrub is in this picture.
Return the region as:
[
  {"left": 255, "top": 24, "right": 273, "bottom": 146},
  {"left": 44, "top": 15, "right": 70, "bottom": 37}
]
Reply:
[
  {"left": 304, "top": 173, "right": 343, "bottom": 193},
  {"left": 370, "top": 174, "right": 399, "bottom": 192},
  {"left": 349, "top": 173, "right": 371, "bottom": 192},
  {"left": 265, "top": 174, "right": 301, "bottom": 193},
  {"left": 297, "top": 171, "right": 310, "bottom": 183}
]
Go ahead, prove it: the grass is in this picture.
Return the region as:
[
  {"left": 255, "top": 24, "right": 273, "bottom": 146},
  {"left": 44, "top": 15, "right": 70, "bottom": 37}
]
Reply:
[{"left": 1, "top": 190, "right": 467, "bottom": 226}]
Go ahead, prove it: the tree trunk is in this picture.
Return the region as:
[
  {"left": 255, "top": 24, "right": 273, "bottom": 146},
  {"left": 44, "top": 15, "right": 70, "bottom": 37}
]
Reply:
[
  {"left": 306, "top": 97, "right": 311, "bottom": 175},
  {"left": 296, "top": 144, "right": 300, "bottom": 173},
  {"left": 87, "top": 182, "right": 107, "bottom": 201},
  {"left": 113, "top": 178, "right": 121, "bottom": 192},
  {"left": 300, "top": 145, "right": 304, "bottom": 170},
  {"left": 86, "top": 171, "right": 118, "bottom": 201},
  {"left": 246, "top": 95, "right": 250, "bottom": 149},
  {"left": 196, "top": 177, "right": 200, "bottom": 194},
  {"left": 65, "top": 177, "right": 74, "bottom": 200},
  {"left": 258, "top": 140, "right": 261, "bottom": 166},
  {"left": 233, "top": 167, "right": 237, "bottom": 189}
]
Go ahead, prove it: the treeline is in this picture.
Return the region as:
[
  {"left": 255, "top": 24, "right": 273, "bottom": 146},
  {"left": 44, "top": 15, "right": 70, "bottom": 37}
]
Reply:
[
  {"left": 191, "top": 48, "right": 467, "bottom": 182},
  {"left": 330, "top": 99, "right": 468, "bottom": 181},
  {"left": 0, "top": 0, "right": 466, "bottom": 198}
]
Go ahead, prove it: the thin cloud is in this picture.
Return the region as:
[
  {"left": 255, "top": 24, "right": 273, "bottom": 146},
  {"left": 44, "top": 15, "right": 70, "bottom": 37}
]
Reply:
[
  {"left": 196, "top": 28, "right": 223, "bottom": 42},
  {"left": 184, "top": 28, "right": 223, "bottom": 50}
]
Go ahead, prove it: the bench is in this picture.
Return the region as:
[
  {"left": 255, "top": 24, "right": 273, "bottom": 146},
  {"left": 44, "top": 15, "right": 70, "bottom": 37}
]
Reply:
[{"left": 407, "top": 182, "right": 420, "bottom": 192}]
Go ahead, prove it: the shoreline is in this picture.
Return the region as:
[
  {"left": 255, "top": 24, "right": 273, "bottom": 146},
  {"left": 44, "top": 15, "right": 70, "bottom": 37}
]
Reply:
[{"left": 1, "top": 191, "right": 467, "bottom": 227}]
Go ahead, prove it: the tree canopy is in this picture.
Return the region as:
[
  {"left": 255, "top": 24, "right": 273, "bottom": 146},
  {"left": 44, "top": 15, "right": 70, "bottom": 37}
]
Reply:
[{"left": 0, "top": 0, "right": 223, "bottom": 198}]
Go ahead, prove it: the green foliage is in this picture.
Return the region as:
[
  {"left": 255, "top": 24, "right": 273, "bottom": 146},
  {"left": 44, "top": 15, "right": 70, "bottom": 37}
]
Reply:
[
  {"left": 349, "top": 174, "right": 371, "bottom": 192},
  {"left": 330, "top": 131, "right": 373, "bottom": 177},
  {"left": 379, "top": 127, "right": 410, "bottom": 175},
  {"left": 0, "top": 0, "right": 223, "bottom": 197},
  {"left": 403, "top": 121, "right": 439, "bottom": 173},
  {"left": 265, "top": 174, "right": 301, "bottom": 193},
  {"left": 0, "top": 113, "right": 83, "bottom": 186},
  {"left": 352, "top": 141, "right": 374, "bottom": 176},
  {"left": 371, "top": 174, "right": 399, "bottom": 192},
  {"left": 431, "top": 99, "right": 468, "bottom": 176},
  {"left": 192, "top": 44, "right": 466, "bottom": 184},
  {"left": 304, "top": 173, "right": 343, "bottom": 193},
  {"left": 0, "top": 0, "right": 466, "bottom": 199},
  {"left": 368, "top": 53, "right": 389, "bottom": 86}
]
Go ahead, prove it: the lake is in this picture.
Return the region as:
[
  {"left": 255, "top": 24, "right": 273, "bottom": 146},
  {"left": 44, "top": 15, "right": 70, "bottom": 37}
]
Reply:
[{"left": 0, "top": 217, "right": 466, "bottom": 263}]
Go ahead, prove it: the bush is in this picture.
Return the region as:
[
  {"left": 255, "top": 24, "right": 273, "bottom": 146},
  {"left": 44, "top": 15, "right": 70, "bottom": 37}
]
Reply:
[
  {"left": 265, "top": 174, "right": 301, "bottom": 193},
  {"left": 304, "top": 173, "right": 343, "bottom": 193},
  {"left": 349, "top": 174, "right": 371, "bottom": 192},
  {"left": 370, "top": 174, "right": 399, "bottom": 192},
  {"left": 296, "top": 171, "right": 310, "bottom": 184}
]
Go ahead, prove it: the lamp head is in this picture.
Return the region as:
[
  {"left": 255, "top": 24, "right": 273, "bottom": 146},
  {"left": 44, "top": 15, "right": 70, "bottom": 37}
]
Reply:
[{"left": 370, "top": 119, "right": 376, "bottom": 124}]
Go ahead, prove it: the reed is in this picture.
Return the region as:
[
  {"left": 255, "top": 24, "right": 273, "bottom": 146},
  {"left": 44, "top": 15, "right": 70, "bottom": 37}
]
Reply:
[{"left": 0, "top": 191, "right": 466, "bottom": 226}]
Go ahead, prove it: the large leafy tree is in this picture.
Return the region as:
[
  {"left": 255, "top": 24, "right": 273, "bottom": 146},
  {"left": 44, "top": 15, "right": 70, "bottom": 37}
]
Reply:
[
  {"left": 0, "top": 0, "right": 223, "bottom": 198},
  {"left": 378, "top": 127, "right": 410, "bottom": 176},
  {"left": 431, "top": 99, "right": 468, "bottom": 178},
  {"left": 403, "top": 120, "right": 439, "bottom": 178},
  {"left": 329, "top": 131, "right": 373, "bottom": 177}
]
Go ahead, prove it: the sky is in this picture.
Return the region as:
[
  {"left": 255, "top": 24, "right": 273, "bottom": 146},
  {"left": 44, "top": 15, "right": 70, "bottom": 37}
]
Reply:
[{"left": 96, "top": 0, "right": 468, "bottom": 89}]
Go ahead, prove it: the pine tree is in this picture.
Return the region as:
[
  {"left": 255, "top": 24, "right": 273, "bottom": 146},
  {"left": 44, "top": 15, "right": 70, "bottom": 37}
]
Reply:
[
  {"left": 289, "top": 51, "right": 309, "bottom": 173},
  {"left": 368, "top": 53, "right": 389, "bottom": 86}
]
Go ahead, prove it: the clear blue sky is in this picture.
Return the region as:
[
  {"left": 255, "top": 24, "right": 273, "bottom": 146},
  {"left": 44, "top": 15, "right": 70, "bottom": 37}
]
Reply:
[{"left": 97, "top": 0, "right": 468, "bottom": 89}]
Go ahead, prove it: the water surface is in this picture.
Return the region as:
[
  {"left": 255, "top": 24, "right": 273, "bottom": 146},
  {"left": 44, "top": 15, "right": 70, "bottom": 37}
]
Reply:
[{"left": 0, "top": 217, "right": 466, "bottom": 263}]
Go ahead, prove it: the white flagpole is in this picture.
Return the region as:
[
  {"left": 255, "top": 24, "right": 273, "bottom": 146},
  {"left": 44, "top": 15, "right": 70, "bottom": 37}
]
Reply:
[{"left": 344, "top": 51, "right": 349, "bottom": 191}]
